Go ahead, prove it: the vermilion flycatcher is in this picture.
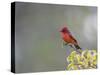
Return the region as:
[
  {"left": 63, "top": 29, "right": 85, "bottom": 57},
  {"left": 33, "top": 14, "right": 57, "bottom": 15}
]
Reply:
[{"left": 60, "top": 26, "right": 81, "bottom": 50}]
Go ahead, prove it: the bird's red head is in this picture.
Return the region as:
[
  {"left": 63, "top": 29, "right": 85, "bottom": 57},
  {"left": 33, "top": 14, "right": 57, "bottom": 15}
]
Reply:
[{"left": 60, "top": 26, "right": 70, "bottom": 33}]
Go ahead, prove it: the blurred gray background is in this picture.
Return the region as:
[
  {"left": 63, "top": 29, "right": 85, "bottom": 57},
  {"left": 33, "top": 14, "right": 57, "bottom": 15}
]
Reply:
[{"left": 15, "top": 2, "right": 97, "bottom": 73}]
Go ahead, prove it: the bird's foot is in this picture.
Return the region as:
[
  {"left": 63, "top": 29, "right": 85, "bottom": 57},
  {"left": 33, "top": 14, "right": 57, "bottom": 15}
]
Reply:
[
  {"left": 68, "top": 43, "right": 76, "bottom": 50},
  {"left": 76, "top": 49, "right": 82, "bottom": 54}
]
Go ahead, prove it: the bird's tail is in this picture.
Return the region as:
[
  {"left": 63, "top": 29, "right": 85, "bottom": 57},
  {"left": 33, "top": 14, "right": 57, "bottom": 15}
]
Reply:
[{"left": 74, "top": 44, "right": 81, "bottom": 50}]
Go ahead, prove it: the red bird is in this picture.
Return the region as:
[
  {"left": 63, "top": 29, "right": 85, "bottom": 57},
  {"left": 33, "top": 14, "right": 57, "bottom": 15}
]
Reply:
[{"left": 60, "top": 26, "right": 81, "bottom": 50}]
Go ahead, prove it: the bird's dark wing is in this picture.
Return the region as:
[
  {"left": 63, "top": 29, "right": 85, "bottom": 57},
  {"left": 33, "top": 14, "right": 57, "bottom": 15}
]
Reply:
[{"left": 69, "top": 34, "right": 77, "bottom": 43}]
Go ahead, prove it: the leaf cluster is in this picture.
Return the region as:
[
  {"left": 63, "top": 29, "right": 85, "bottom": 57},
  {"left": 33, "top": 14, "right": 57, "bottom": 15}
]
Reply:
[{"left": 67, "top": 50, "right": 97, "bottom": 70}]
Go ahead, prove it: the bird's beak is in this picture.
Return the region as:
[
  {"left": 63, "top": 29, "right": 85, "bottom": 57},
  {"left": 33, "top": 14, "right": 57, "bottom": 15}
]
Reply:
[{"left": 59, "top": 30, "right": 62, "bottom": 32}]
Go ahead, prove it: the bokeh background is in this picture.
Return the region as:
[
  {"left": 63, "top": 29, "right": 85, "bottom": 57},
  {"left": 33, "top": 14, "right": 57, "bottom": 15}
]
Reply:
[{"left": 15, "top": 2, "right": 97, "bottom": 73}]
